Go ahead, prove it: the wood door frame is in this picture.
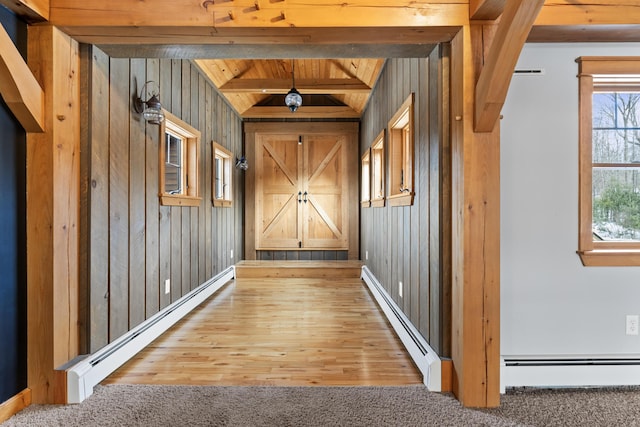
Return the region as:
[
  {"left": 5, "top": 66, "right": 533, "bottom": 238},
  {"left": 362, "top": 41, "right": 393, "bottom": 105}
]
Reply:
[{"left": 245, "top": 121, "right": 359, "bottom": 260}]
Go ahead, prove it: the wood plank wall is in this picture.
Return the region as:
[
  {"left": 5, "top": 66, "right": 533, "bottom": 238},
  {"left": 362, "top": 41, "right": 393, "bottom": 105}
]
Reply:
[
  {"left": 81, "top": 46, "right": 243, "bottom": 353},
  {"left": 359, "top": 48, "right": 451, "bottom": 356}
]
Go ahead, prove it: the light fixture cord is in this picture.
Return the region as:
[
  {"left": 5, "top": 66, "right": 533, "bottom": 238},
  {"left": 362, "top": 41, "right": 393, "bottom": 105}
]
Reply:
[{"left": 292, "top": 60, "right": 296, "bottom": 88}]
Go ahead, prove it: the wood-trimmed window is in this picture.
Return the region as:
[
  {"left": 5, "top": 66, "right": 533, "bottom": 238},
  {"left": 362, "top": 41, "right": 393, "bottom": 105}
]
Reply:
[
  {"left": 160, "top": 111, "right": 201, "bottom": 207},
  {"left": 577, "top": 56, "right": 640, "bottom": 266},
  {"left": 388, "top": 93, "right": 414, "bottom": 207},
  {"left": 361, "top": 148, "right": 371, "bottom": 207},
  {"left": 213, "top": 141, "right": 233, "bottom": 207},
  {"left": 371, "top": 130, "right": 386, "bottom": 207}
]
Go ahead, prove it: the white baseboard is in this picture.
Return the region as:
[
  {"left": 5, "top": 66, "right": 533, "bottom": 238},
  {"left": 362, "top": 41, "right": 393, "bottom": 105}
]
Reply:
[
  {"left": 501, "top": 356, "right": 640, "bottom": 392},
  {"left": 361, "top": 266, "right": 442, "bottom": 391},
  {"left": 67, "top": 267, "right": 235, "bottom": 404}
]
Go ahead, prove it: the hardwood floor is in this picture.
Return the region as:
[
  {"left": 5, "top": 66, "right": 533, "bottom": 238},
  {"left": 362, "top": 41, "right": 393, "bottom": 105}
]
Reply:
[{"left": 103, "top": 276, "right": 422, "bottom": 386}]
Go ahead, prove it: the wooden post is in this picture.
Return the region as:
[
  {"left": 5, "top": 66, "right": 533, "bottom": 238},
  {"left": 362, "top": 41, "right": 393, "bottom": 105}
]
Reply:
[
  {"left": 450, "top": 26, "right": 501, "bottom": 408},
  {"left": 26, "top": 25, "right": 80, "bottom": 404}
]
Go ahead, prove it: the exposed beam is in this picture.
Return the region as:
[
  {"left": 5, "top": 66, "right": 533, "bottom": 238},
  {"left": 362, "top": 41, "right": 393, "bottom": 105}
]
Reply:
[
  {"left": 474, "top": 0, "right": 545, "bottom": 132},
  {"left": 528, "top": 25, "right": 640, "bottom": 43},
  {"left": 0, "top": 0, "right": 49, "bottom": 22},
  {"left": 450, "top": 26, "right": 501, "bottom": 408},
  {"left": 530, "top": 2, "right": 640, "bottom": 42},
  {"left": 220, "top": 78, "right": 371, "bottom": 94},
  {"left": 470, "top": 0, "right": 506, "bottom": 20},
  {"left": 0, "top": 23, "right": 45, "bottom": 132},
  {"left": 50, "top": 1, "right": 467, "bottom": 29},
  {"left": 100, "top": 42, "right": 437, "bottom": 60},
  {"left": 27, "top": 25, "right": 81, "bottom": 404},
  {"left": 536, "top": 1, "right": 640, "bottom": 26},
  {"left": 242, "top": 106, "right": 360, "bottom": 119}
]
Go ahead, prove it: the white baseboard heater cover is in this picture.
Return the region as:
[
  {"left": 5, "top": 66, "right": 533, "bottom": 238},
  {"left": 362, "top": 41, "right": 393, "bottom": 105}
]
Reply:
[
  {"left": 501, "top": 356, "right": 640, "bottom": 392},
  {"left": 361, "top": 266, "right": 442, "bottom": 391},
  {"left": 67, "top": 266, "right": 235, "bottom": 404}
]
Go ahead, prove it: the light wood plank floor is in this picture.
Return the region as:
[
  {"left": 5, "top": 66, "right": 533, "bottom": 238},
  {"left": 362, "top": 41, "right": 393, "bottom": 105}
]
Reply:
[{"left": 103, "top": 277, "right": 422, "bottom": 386}]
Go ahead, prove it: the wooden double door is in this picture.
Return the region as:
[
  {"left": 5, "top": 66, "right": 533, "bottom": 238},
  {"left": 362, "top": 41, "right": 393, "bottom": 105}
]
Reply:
[{"left": 245, "top": 122, "right": 358, "bottom": 258}]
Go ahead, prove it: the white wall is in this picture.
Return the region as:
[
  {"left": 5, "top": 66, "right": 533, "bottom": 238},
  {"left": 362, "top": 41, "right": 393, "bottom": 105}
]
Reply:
[{"left": 501, "top": 43, "right": 640, "bottom": 358}]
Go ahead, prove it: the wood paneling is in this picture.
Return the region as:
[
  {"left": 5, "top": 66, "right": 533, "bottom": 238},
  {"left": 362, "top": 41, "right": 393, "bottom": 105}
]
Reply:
[
  {"left": 359, "top": 52, "right": 451, "bottom": 358},
  {"left": 196, "top": 58, "right": 385, "bottom": 117},
  {"left": 83, "top": 48, "right": 243, "bottom": 353}
]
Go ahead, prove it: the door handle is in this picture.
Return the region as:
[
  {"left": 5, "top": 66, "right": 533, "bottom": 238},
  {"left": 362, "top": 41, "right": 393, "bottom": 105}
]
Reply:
[
  {"left": 298, "top": 191, "right": 302, "bottom": 204},
  {"left": 303, "top": 191, "right": 308, "bottom": 203}
]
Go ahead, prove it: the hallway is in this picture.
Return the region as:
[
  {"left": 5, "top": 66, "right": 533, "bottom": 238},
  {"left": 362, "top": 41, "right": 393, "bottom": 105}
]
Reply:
[{"left": 103, "top": 272, "right": 422, "bottom": 386}]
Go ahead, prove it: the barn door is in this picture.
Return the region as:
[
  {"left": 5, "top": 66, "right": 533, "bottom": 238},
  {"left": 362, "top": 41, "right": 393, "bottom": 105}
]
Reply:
[
  {"left": 255, "top": 134, "right": 302, "bottom": 249},
  {"left": 303, "top": 134, "right": 349, "bottom": 249}
]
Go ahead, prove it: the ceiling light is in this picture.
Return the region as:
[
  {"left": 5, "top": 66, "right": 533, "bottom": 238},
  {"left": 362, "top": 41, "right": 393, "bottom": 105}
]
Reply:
[{"left": 285, "top": 60, "right": 302, "bottom": 113}]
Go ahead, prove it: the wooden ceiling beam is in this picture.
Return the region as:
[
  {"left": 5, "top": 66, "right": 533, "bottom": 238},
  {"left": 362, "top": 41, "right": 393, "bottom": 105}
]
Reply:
[
  {"left": 536, "top": 1, "right": 640, "bottom": 26},
  {"left": 474, "top": 0, "right": 545, "bottom": 132},
  {"left": 50, "top": 1, "right": 467, "bottom": 29},
  {"left": 0, "top": 0, "right": 49, "bottom": 22},
  {"left": 0, "top": 23, "right": 45, "bottom": 132},
  {"left": 242, "top": 106, "right": 360, "bottom": 119},
  {"left": 528, "top": 25, "right": 640, "bottom": 43},
  {"left": 220, "top": 78, "right": 371, "bottom": 94},
  {"left": 470, "top": 0, "right": 506, "bottom": 20}
]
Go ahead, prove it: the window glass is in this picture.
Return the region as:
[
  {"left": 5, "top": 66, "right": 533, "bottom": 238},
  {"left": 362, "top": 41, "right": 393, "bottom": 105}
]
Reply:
[
  {"left": 361, "top": 149, "right": 371, "bottom": 206},
  {"left": 165, "top": 131, "right": 183, "bottom": 194},
  {"left": 212, "top": 142, "right": 233, "bottom": 207},
  {"left": 592, "top": 91, "right": 640, "bottom": 242}
]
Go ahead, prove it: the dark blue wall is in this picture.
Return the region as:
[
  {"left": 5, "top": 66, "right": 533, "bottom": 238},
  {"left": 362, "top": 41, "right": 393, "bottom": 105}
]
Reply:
[{"left": 0, "top": 5, "right": 27, "bottom": 403}]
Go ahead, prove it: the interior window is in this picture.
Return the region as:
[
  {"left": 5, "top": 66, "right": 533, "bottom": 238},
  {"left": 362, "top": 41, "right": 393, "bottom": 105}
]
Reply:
[{"left": 160, "top": 111, "right": 201, "bottom": 207}]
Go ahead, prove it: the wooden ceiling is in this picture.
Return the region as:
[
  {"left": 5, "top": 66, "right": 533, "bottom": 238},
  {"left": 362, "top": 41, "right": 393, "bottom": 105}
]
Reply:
[{"left": 195, "top": 58, "right": 386, "bottom": 119}]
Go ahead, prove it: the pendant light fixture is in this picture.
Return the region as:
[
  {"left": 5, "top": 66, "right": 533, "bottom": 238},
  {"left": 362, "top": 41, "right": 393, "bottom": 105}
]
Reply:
[{"left": 285, "top": 60, "right": 302, "bottom": 113}]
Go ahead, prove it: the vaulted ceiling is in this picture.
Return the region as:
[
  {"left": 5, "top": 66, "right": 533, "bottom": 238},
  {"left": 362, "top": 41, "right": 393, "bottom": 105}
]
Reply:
[{"left": 195, "top": 58, "right": 386, "bottom": 119}]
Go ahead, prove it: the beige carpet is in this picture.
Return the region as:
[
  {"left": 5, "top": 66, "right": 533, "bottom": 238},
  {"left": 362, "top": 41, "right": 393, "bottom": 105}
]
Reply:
[{"left": 2, "top": 385, "right": 640, "bottom": 426}]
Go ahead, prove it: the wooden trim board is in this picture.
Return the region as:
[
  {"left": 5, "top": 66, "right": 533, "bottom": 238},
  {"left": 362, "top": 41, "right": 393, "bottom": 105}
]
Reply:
[{"left": 0, "top": 389, "right": 31, "bottom": 424}]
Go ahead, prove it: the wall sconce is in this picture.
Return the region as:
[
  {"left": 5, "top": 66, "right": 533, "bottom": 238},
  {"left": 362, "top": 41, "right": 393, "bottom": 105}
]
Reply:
[
  {"left": 235, "top": 156, "right": 248, "bottom": 171},
  {"left": 285, "top": 60, "right": 302, "bottom": 113},
  {"left": 134, "top": 81, "right": 165, "bottom": 125}
]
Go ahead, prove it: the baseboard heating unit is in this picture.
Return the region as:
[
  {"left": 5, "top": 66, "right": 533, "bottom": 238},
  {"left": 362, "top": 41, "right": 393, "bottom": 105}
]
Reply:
[
  {"left": 361, "top": 266, "right": 442, "bottom": 391},
  {"left": 501, "top": 356, "right": 640, "bottom": 392},
  {"left": 67, "top": 266, "right": 235, "bottom": 404}
]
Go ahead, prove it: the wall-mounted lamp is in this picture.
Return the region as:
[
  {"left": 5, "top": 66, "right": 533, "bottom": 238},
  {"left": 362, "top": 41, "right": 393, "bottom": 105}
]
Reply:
[
  {"left": 134, "top": 81, "right": 165, "bottom": 125},
  {"left": 235, "top": 156, "right": 248, "bottom": 171},
  {"left": 285, "top": 60, "right": 302, "bottom": 113}
]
